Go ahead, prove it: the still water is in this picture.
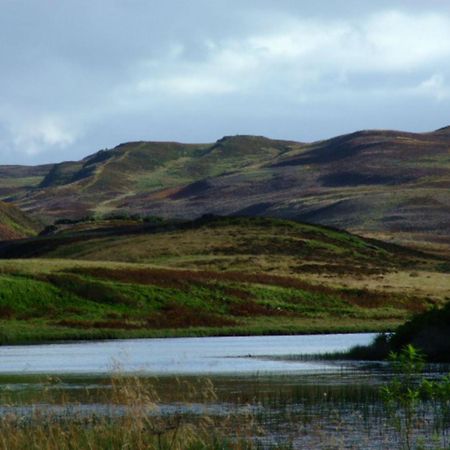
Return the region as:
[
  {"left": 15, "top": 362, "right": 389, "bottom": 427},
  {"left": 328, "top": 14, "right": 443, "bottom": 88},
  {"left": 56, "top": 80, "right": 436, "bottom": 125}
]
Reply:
[{"left": 0, "top": 333, "right": 376, "bottom": 375}]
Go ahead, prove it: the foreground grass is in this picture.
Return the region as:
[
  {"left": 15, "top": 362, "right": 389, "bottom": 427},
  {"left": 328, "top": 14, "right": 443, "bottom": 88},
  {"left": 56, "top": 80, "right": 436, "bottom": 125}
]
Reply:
[
  {"left": 1, "top": 358, "right": 449, "bottom": 450},
  {"left": 0, "top": 374, "right": 261, "bottom": 450}
]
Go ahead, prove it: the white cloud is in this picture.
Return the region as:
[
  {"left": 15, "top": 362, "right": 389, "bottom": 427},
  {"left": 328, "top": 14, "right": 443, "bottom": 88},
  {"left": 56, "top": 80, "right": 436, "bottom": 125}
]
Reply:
[
  {"left": 416, "top": 74, "right": 450, "bottom": 101},
  {"left": 11, "top": 116, "right": 76, "bottom": 156},
  {"left": 122, "top": 10, "right": 450, "bottom": 106}
]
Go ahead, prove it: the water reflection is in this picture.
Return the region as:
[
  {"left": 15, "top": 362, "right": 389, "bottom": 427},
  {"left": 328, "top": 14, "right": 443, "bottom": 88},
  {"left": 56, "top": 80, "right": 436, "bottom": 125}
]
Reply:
[{"left": 0, "top": 333, "right": 376, "bottom": 374}]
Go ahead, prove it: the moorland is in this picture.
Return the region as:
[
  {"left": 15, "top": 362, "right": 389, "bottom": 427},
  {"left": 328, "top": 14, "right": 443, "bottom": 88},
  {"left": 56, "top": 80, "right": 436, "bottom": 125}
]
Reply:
[{"left": 1, "top": 128, "right": 450, "bottom": 450}]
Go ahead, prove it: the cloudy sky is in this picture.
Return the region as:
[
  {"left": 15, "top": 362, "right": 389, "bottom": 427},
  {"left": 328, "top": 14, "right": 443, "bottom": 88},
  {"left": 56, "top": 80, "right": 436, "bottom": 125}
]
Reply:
[{"left": 1, "top": 0, "right": 450, "bottom": 164}]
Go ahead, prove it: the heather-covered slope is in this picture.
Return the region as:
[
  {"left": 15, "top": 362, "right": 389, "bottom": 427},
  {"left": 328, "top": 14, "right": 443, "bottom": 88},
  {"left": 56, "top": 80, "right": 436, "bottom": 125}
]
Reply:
[
  {"left": 0, "top": 215, "right": 447, "bottom": 300},
  {"left": 6, "top": 136, "right": 296, "bottom": 221},
  {"left": 2, "top": 128, "right": 450, "bottom": 251},
  {"left": 0, "top": 164, "right": 52, "bottom": 199}
]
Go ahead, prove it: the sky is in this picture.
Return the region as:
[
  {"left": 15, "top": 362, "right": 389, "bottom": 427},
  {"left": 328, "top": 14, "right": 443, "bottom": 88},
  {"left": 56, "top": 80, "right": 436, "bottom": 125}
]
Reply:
[{"left": 1, "top": 0, "right": 450, "bottom": 165}]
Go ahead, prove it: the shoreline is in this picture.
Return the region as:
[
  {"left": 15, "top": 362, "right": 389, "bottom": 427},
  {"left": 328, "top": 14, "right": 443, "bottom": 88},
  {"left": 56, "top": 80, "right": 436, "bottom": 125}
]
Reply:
[{"left": 0, "top": 322, "right": 388, "bottom": 346}]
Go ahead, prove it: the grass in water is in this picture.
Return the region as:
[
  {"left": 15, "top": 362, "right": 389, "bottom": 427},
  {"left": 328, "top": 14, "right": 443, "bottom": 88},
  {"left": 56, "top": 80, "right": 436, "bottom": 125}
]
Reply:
[{"left": 0, "top": 373, "right": 262, "bottom": 450}]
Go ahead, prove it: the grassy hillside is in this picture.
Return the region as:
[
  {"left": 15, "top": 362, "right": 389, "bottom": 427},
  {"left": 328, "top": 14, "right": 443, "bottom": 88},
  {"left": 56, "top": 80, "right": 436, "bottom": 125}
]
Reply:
[
  {"left": 0, "top": 217, "right": 448, "bottom": 344},
  {"left": 0, "top": 201, "right": 40, "bottom": 240},
  {"left": 3, "top": 128, "right": 449, "bottom": 252}
]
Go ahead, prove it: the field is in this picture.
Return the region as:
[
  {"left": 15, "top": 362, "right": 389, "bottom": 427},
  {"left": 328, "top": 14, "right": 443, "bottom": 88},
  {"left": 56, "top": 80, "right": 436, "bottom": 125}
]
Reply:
[{"left": 0, "top": 216, "right": 448, "bottom": 344}]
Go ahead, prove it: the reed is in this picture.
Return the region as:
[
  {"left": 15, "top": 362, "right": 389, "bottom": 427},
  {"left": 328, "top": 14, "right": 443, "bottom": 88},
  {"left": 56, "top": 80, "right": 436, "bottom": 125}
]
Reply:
[{"left": 0, "top": 372, "right": 265, "bottom": 450}]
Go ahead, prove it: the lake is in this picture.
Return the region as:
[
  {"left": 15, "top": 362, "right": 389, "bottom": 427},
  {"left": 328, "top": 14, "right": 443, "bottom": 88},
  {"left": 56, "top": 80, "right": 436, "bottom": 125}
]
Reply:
[{"left": 1, "top": 333, "right": 448, "bottom": 449}]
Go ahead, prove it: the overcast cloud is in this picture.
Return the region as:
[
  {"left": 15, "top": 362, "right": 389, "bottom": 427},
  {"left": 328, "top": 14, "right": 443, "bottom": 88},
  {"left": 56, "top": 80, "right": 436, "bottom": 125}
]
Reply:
[{"left": 1, "top": 0, "right": 450, "bottom": 164}]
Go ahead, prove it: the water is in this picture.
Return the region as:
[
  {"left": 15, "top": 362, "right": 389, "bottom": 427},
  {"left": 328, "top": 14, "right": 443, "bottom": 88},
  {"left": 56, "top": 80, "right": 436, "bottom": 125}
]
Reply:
[
  {"left": 1, "top": 333, "right": 448, "bottom": 449},
  {"left": 0, "top": 333, "right": 376, "bottom": 375}
]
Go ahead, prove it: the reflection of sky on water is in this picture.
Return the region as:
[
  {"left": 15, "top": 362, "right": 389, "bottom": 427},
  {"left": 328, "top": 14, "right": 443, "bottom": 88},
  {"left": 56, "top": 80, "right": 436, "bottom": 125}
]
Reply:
[{"left": 0, "top": 333, "right": 376, "bottom": 375}]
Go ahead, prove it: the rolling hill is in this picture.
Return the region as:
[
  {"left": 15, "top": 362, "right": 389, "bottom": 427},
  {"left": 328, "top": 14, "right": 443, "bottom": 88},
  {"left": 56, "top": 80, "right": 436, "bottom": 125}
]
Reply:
[
  {"left": 0, "top": 216, "right": 448, "bottom": 343},
  {"left": 1, "top": 128, "right": 450, "bottom": 252},
  {"left": 0, "top": 215, "right": 431, "bottom": 268},
  {"left": 0, "top": 201, "right": 39, "bottom": 240}
]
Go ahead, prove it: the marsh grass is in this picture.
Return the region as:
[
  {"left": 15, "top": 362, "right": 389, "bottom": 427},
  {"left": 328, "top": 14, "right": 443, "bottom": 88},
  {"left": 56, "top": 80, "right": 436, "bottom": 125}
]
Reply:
[{"left": 0, "top": 372, "right": 264, "bottom": 450}]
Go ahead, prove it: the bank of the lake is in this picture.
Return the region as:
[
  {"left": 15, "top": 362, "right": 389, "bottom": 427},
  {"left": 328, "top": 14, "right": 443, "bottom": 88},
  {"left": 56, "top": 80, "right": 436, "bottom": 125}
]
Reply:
[{"left": 0, "top": 317, "right": 398, "bottom": 346}]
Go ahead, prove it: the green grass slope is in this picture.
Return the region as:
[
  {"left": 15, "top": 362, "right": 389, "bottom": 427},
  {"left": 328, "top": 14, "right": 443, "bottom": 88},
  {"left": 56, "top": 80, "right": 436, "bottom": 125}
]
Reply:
[
  {"left": 0, "top": 217, "right": 447, "bottom": 344},
  {"left": 0, "top": 201, "right": 40, "bottom": 240},
  {"left": 0, "top": 262, "right": 420, "bottom": 344}
]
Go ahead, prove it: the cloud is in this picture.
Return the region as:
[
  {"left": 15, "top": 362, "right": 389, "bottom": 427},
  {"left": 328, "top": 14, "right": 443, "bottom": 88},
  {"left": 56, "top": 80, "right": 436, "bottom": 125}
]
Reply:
[
  {"left": 138, "top": 75, "right": 237, "bottom": 96},
  {"left": 416, "top": 74, "right": 450, "bottom": 101},
  {"left": 2, "top": 114, "right": 77, "bottom": 157},
  {"left": 125, "top": 10, "right": 450, "bottom": 100},
  {"left": 1, "top": 2, "right": 450, "bottom": 163}
]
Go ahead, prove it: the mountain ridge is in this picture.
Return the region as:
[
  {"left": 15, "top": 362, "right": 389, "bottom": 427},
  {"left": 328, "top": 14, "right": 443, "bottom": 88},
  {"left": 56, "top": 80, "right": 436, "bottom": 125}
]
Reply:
[{"left": 1, "top": 127, "right": 449, "bottom": 252}]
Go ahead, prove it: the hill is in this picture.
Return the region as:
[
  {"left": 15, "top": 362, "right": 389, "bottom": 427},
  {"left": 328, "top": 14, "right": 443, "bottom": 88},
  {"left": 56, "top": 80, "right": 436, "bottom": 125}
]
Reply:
[
  {"left": 1, "top": 128, "right": 450, "bottom": 252},
  {"left": 0, "top": 216, "right": 448, "bottom": 344},
  {"left": 0, "top": 201, "right": 39, "bottom": 240}
]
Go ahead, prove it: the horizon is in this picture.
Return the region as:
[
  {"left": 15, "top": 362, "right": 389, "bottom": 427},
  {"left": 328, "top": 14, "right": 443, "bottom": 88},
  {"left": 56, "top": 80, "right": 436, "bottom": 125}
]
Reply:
[{"left": 2, "top": 123, "right": 449, "bottom": 167}]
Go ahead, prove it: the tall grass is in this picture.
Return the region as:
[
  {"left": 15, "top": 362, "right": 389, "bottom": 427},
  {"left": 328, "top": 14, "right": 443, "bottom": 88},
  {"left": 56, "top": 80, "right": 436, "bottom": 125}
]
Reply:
[{"left": 0, "top": 373, "right": 263, "bottom": 450}]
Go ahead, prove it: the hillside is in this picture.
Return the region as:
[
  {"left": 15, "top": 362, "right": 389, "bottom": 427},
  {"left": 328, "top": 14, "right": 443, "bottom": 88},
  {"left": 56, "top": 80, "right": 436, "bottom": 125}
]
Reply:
[
  {"left": 0, "top": 216, "right": 448, "bottom": 344},
  {"left": 2, "top": 128, "right": 450, "bottom": 252},
  {"left": 0, "top": 201, "right": 39, "bottom": 240},
  {"left": 0, "top": 216, "right": 448, "bottom": 301}
]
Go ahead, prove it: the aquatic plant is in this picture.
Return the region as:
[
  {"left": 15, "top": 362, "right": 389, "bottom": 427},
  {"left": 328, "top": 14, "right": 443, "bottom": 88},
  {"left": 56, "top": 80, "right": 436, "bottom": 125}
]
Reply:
[{"left": 381, "top": 345, "right": 450, "bottom": 450}]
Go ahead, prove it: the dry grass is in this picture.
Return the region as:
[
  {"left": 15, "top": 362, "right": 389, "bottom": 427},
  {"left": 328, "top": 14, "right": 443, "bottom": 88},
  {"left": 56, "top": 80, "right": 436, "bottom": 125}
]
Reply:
[{"left": 308, "top": 269, "right": 450, "bottom": 303}]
